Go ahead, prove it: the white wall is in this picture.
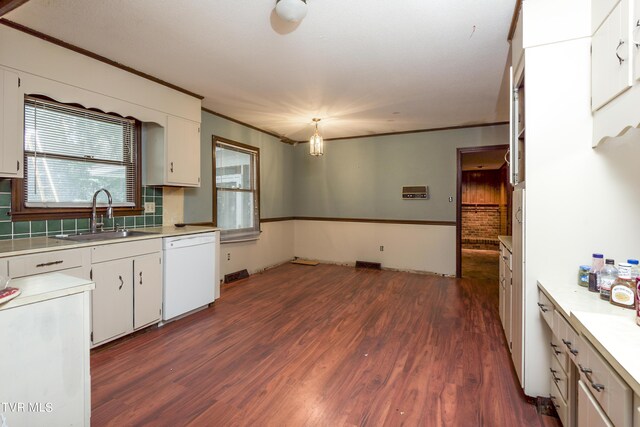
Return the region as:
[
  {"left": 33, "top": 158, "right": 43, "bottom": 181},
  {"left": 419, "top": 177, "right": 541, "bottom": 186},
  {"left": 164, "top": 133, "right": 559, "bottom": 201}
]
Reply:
[
  {"left": 294, "top": 220, "right": 456, "bottom": 275},
  {"left": 220, "top": 220, "right": 295, "bottom": 277},
  {"left": 522, "top": 4, "right": 640, "bottom": 397}
]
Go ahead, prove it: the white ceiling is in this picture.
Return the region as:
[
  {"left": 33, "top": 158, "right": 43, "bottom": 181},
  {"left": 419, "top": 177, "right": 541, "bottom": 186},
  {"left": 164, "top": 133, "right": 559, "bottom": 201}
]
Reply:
[{"left": 6, "top": 0, "right": 514, "bottom": 141}]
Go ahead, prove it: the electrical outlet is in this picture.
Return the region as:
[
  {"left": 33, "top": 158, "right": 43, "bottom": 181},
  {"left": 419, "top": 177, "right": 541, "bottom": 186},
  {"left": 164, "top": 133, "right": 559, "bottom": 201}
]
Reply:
[
  {"left": 227, "top": 253, "right": 231, "bottom": 261},
  {"left": 144, "top": 201, "right": 156, "bottom": 214},
  {"left": 380, "top": 246, "right": 384, "bottom": 251}
]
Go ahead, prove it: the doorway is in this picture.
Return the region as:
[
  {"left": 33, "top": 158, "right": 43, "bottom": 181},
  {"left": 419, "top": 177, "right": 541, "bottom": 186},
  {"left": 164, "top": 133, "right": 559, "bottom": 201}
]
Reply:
[{"left": 456, "top": 145, "right": 511, "bottom": 279}]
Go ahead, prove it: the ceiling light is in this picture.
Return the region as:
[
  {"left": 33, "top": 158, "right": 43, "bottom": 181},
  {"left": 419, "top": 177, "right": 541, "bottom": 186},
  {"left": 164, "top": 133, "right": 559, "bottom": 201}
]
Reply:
[
  {"left": 309, "top": 118, "right": 324, "bottom": 156},
  {"left": 275, "top": 0, "right": 308, "bottom": 22}
]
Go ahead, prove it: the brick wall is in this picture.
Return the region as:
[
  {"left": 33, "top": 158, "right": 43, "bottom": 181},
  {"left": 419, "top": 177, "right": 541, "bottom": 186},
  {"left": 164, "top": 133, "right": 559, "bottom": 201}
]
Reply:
[{"left": 462, "top": 205, "right": 503, "bottom": 250}]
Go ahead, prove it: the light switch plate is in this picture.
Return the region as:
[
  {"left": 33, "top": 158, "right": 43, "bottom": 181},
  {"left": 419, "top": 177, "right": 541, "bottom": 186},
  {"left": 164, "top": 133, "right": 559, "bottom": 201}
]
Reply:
[{"left": 144, "top": 202, "right": 156, "bottom": 214}]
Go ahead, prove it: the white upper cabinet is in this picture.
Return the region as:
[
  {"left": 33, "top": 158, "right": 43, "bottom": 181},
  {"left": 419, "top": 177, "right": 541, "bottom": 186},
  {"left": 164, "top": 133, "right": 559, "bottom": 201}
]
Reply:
[
  {"left": 0, "top": 69, "right": 23, "bottom": 178},
  {"left": 592, "top": 0, "right": 631, "bottom": 111},
  {"left": 166, "top": 115, "right": 201, "bottom": 187},
  {"left": 593, "top": 0, "right": 623, "bottom": 34},
  {"left": 145, "top": 115, "right": 201, "bottom": 187},
  {"left": 633, "top": 0, "right": 640, "bottom": 81}
]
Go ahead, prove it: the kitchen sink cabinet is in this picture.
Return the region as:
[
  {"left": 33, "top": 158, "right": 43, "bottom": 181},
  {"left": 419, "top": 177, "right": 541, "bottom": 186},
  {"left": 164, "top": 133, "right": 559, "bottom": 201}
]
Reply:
[
  {"left": 0, "top": 68, "right": 22, "bottom": 178},
  {"left": 90, "top": 239, "right": 162, "bottom": 346},
  {"left": 91, "top": 258, "right": 134, "bottom": 344},
  {"left": 133, "top": 252, "right": 163, "bottom": 330},
  {"left": 145, "top": 115, "right": 201, "bottom": 187}
]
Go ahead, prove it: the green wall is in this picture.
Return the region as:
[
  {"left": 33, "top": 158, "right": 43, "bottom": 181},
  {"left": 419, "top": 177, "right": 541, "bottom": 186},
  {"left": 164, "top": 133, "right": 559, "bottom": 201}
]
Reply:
[
  {"left": 183, "top": 111, "right": 295, "bottom": 222},
  {"left": 292, "top": 125, "right": 509, "bottom": 221}
]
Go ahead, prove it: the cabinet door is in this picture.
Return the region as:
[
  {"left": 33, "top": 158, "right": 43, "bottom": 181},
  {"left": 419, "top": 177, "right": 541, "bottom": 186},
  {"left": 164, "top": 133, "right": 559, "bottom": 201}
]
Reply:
[
  {"left": 91, "top": 258, "right": 133, "bottom": 345},
  {"left": 592, "top": 0, "right": 631, "bottom": 111},
  {"left": 133, "top": 252, "right": 162, "bottom": 329},
  {"left": 505, "top": 265, "right": 513, "bottom": 351},
  {"left": 578, "top": 380, "right": 614, "bottom": 427},
  {"left": 634, "top": 0, "right": 640, "bottom": 81},
  {"left": 166, "top": 115, "right": 201, "bottom": 186},
  {"left": 0, "top": 69, "right": 22, "bottom": 178}
]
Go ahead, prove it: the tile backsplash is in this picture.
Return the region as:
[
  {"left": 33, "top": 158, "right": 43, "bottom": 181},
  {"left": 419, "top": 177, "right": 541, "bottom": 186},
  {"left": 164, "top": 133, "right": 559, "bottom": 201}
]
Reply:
[{"left": 0, "top": 179, "right": 163, "bottom": 240}]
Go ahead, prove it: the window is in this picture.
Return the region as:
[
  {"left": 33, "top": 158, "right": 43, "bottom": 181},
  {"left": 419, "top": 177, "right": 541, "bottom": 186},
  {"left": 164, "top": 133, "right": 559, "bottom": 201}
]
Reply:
[
  {"left": 214, "top": 137, "right": 260, "bottom": 242},
  {"left": 12, "top": 96, "right": 142, "bottom": 219}
]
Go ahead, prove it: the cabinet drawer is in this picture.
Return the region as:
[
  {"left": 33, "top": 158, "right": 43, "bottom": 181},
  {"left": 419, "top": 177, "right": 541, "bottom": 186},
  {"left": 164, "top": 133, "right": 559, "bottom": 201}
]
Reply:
[
  {"left": 91, "top": 238, "right": 162, "bottom": 263},
  {"left": 552, "top": 310, "right": 572, "bottom": 371},
  {"left": 565, "top": 323, "right": 583, "bottom": 364},
  {"left": 550, "top": 380, "right": 568, "bottom": 427},
  {"left": 550, "top": 352, "right": 568, "bottom": 401},
  {"left": 578, "top": 337, "right": 632, "bottom": 427},
  {"left": 8, "top": 248, "right": 89, "bottom": 278},
  {"left": 549, "top": 335, "right": 569, "bottom": 373},
  {"left": 537, "top": 289, "right": 554, "bottom": 329}
]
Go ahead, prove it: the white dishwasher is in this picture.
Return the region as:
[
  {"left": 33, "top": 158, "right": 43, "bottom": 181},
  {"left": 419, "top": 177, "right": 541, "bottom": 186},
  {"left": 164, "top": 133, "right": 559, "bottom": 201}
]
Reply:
[{"left": 162, "top": 231, "right": 219, "bottom": 322}]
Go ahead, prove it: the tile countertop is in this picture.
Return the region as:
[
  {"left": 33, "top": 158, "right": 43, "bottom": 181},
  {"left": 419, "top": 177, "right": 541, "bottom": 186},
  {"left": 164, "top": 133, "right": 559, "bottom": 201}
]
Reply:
[
  {"left": 538, "top": 280, "right": 640, "bottom": 396},
  {"left": 0, "top": 272, "right": 94, "bottom": 312},
  {"left": 498, "top": 235, "right": 512, "bottom": 252},
  {"left": 0, "top": 225, "right": 218, "bottom": 258}
]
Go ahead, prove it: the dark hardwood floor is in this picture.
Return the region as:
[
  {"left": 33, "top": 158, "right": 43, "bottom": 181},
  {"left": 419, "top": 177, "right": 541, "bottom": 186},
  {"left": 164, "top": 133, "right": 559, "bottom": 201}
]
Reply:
[{"left": 91, "top": 263, "right": 560, "bottom": 426}]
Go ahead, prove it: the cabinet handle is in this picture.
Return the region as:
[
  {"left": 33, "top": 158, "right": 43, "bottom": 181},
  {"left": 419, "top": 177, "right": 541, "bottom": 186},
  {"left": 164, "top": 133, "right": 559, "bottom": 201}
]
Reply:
[
  {"left": 537, "top": 302, "right": 548, "bottom": 313},
  {"left": 139, "top": 271, "right": 143, "bottom": 285},
  {"left": 570, "top": 348, "right": 579, "bottom": 356},
  {"left": 504, "top": 149, "right": 510, "bottom": 166},
  {"left": 549, "top": 343, "right": 562, "bottom": 355},
  {"left": 170, "top": 162, "right": 174, "bottom": 173},
  {"left": 515, "top": 207, "right": 522, "bottom": 224},
  {"left": 36, "top": 260, "right": 63, "bottom": 268},
  {"left": 616, "top": 39, "right": 626, "bottom": 65},
  {"left": 17, "top": 160, "right": 20, "bottom": 171},
  {"left": 634, "top": 20, "right": 640, "bottom": 48},
  {"left": 578, "top": 364, "right": 604, "bottom": 392},
  {"left": 118, "top": 275, "right": 124, "bottom": 290}
]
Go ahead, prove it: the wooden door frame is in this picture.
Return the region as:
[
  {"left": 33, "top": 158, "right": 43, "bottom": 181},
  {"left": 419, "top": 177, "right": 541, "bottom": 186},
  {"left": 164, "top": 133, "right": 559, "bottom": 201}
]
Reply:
[{"left": 456, "top": 144, "right": 510, "bottom": 278}]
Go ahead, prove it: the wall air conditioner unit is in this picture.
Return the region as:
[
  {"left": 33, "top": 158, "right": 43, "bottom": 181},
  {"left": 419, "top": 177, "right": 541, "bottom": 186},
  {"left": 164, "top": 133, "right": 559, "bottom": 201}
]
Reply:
[{"left": 402, "top": 185, "right": 429, "bottom": 200}]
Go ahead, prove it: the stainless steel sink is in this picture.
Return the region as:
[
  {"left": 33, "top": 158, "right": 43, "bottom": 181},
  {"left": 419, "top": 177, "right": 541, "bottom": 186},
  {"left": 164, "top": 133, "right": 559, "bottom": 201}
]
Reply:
[{"left": 51, "top": 229, "right": 158, "bottom": 242}]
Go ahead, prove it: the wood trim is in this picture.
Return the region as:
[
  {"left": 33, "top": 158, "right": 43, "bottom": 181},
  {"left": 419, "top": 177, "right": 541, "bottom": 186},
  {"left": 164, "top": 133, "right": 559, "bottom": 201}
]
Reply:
[
  {"left": 507, "top": 0, "right": 523, "bottom": 41},
  {"left": 260, "top": 217, "right": 295, "bottom": 223},
  {"left": 294, "top": 217, "right": 456, "bottom": 226},
  {"left": 0, "top": 0, "right": 29, "bottom": 17},
  {"left": 310, "top": 121, "right": 510, "bottom": 143},
  {"left": 456, "top": 144, "right": 510, "bottom": 278},
  {"left": 203, "top": 108, "right": 286, "bottom": 141},
  {"left": 0, "top": 19, "right": 204, "bottom": 100}
]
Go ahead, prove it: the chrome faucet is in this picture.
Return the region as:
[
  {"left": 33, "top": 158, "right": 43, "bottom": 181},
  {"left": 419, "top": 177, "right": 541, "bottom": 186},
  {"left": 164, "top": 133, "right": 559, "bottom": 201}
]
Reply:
[{"left": 91, "top": 188, "right": 113, "bottom": 233}]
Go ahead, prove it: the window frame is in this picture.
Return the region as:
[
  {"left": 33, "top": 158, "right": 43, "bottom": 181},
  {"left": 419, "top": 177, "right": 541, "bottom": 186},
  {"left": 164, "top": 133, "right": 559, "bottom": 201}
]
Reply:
[
  {"left": 10, "top": 95, "right": 144, "bottom": 221},
  {"left": 212, "top": 136, "right": 260, "bottom": 242}
]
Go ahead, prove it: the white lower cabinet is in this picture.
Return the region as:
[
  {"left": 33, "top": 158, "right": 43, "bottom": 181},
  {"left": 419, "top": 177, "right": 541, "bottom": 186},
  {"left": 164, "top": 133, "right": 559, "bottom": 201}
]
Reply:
[
  {"left": 91, "top": 239, "right": 162, "bottom": 347},
  {"left": 578, "top": 380, "right": 614, "bottom": 427}
]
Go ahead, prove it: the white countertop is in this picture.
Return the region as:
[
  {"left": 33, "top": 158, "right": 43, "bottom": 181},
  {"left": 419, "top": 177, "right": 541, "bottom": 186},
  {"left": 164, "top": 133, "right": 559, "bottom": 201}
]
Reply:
[
  {"left": 0, "top": 272, "right": 95, "bottom": 312},
  {"left": 0, "top": 225, "right": 218, "bottom": 258},
  {"left": 538, "top": 280, "right": 640, "bottom": 396},
  {"left": 498, "top": 235, "right": 512, "bottom": 252}
]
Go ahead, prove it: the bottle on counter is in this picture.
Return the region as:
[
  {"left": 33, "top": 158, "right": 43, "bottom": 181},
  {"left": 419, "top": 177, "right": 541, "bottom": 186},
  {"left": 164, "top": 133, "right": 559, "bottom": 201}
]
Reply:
[
  {"left": 589, "top": 253, "right": 604, "bottom": 293},
  {"left": 599, "top": 259, "right": 617, "bottom": 301},
  {"left": 578, "top": 265, "right": 590, "bottom": 287},
  {"left": 628, "top": 259, "right": 639, "bottom": 281},
  {"left": 610, "top": 263, "right": 636, "bottom": 309}
]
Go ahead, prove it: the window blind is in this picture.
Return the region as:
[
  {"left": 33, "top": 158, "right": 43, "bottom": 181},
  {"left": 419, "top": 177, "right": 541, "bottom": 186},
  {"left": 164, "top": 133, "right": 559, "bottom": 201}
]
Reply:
[{"left": 23, "top": 96, "right": 137, "bottom": 208}]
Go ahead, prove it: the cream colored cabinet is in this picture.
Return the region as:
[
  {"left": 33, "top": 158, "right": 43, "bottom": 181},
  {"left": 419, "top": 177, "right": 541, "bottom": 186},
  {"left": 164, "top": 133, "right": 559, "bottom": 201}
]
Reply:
[
  {"left": 499, "top": 242, "right": 512, "bottom": 346},
  {"left": 6, "top": 247, "right": 91, "bottom": 280},
  {"left": 592, "top": 0, "right": 631, "bottom": 111},
  {"left": 634, "top": 0, "right": 640, "bottom": 81},
  {"left": 133, "top": 252, "right": 163, "bottom": 329},
  {"left": 0, "top": 68, "right": 22, "bottom": 178},
  {"left": 91, "top": 258, "right": 134, "bottom": 344},
  {"left": 578, "top": 380, "right": 614, "bottom": 427},
  {"left": 145, "top": 115, "right": 201, "bottom": 187},
  {"left": 511, "top": 187, "right": 525, "bottom": 384},
  {"left": 634, "top": 393, "right": 640, "bottom": 427},
  {"left": 90, "top": 239, "right": 162, "bottom": 346}
]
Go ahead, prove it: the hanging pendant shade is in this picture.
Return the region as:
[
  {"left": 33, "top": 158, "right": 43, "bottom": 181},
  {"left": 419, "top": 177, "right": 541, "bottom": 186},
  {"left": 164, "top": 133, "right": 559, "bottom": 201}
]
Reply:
[{"left": 309, "top": 118, "right": 324, "bottom": 156}]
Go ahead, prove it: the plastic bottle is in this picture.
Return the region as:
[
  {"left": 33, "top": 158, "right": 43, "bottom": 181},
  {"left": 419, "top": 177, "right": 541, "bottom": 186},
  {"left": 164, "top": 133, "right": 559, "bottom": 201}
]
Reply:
[
  {"left": 599, "top": 259, "right": 618, "bottom": 301},
  {"left": 611, "top": 263, "right": 635, "bottom": 309},
  {"left": 588, "top": 253, "right": 604, "bottom": 293},
  {"left": 628, "top": 259, "right": 640, "bottom": 281}
]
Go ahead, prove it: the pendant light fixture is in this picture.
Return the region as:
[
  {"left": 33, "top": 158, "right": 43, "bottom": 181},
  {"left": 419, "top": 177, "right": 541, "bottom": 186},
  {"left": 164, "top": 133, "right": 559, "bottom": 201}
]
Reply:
[
  {"left": 275, "top": 0, "right": 308, "bottom": 23},
  {"left": 309, "top": 118, "right": 324, "bottom": 156}
]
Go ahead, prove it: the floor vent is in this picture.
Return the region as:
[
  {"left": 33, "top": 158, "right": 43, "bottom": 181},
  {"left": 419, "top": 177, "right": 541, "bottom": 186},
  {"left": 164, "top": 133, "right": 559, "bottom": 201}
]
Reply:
[
  {"left": 224, "top": 269, "right": 249, "bottom": 284},
  {"left": 355, "top": 261, "right": 382, "bottom": 270}
]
